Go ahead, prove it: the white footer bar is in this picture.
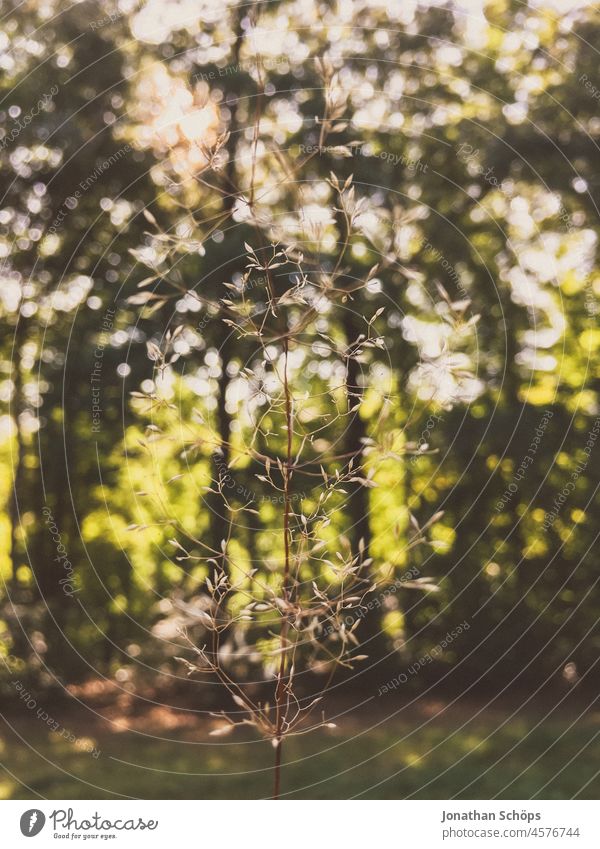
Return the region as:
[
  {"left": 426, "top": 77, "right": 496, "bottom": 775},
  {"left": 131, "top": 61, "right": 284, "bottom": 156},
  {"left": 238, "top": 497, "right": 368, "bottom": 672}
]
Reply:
[{"left": 0, "top": 800, "right": 597, "bottom": 847}]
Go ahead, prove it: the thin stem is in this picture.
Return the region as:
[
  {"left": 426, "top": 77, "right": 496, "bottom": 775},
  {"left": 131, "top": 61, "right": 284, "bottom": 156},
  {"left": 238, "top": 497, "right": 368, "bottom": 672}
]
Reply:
[
  {"left": 273, "top": 335, "right": 293, "bottom": 799},
  {"left": 273, "top": 736, "right": 283, "bottom": 799}
]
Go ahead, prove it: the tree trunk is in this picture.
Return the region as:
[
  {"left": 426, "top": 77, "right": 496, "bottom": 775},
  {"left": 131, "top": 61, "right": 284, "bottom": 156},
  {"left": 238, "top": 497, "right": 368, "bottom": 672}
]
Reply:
[{"left": 9, "top": 319, "right": 26, "bottom": 590}]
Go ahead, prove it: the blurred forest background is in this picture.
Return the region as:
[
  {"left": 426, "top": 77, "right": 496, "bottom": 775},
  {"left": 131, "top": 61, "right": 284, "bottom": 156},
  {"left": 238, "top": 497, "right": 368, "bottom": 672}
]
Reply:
[{"left": 1, "top": 0, "right": 599, "bottom": 799}]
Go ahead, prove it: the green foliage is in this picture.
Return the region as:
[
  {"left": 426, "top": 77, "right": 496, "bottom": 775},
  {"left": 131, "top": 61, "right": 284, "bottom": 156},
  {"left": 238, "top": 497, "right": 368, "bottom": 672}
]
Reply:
[{"left": 1, "top": 0, "right": 599, "bottom": 702}]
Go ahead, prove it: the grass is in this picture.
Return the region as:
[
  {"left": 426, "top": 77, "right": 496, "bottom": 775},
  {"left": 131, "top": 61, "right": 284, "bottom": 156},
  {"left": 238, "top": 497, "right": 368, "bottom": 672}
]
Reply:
[{"left": 1, "top": 696, "right": 598, "bottom": 799}]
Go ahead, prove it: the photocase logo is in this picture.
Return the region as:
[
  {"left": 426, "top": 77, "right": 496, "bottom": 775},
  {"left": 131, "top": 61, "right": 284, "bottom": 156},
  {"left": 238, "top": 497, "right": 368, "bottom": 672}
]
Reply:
[{"left": 20, "top": 810, "right": 46, "bottom": 837}]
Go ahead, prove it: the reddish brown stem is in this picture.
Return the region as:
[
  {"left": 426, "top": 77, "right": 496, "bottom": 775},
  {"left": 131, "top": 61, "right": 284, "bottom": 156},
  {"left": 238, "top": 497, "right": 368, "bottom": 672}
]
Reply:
[{"left": 272, "top": 737, "right": 283, "bottom": 800}]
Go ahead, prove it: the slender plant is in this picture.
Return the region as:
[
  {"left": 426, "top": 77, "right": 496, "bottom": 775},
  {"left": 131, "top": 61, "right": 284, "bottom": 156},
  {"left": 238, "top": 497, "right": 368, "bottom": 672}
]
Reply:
[{"left": 127, "top": 54, "right": 476, "bottom": 799}]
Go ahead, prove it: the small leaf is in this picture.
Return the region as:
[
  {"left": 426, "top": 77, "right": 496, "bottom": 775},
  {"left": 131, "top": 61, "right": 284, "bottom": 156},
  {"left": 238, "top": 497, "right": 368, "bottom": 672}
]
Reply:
[
  {"left": 127, "top": 291, "right": 156, "bottom": 305},
  {"left": 146, "top": 341, "right": 162, "bottom": 361},
  {"left": 209, "top": 725, "right": 233, "bottom": 737}
]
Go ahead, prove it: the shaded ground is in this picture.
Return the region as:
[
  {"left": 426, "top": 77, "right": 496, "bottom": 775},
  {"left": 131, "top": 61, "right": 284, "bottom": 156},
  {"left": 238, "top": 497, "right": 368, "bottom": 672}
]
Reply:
[{"left": 1, "top": 689, "right": 598, "bottom": 799}]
